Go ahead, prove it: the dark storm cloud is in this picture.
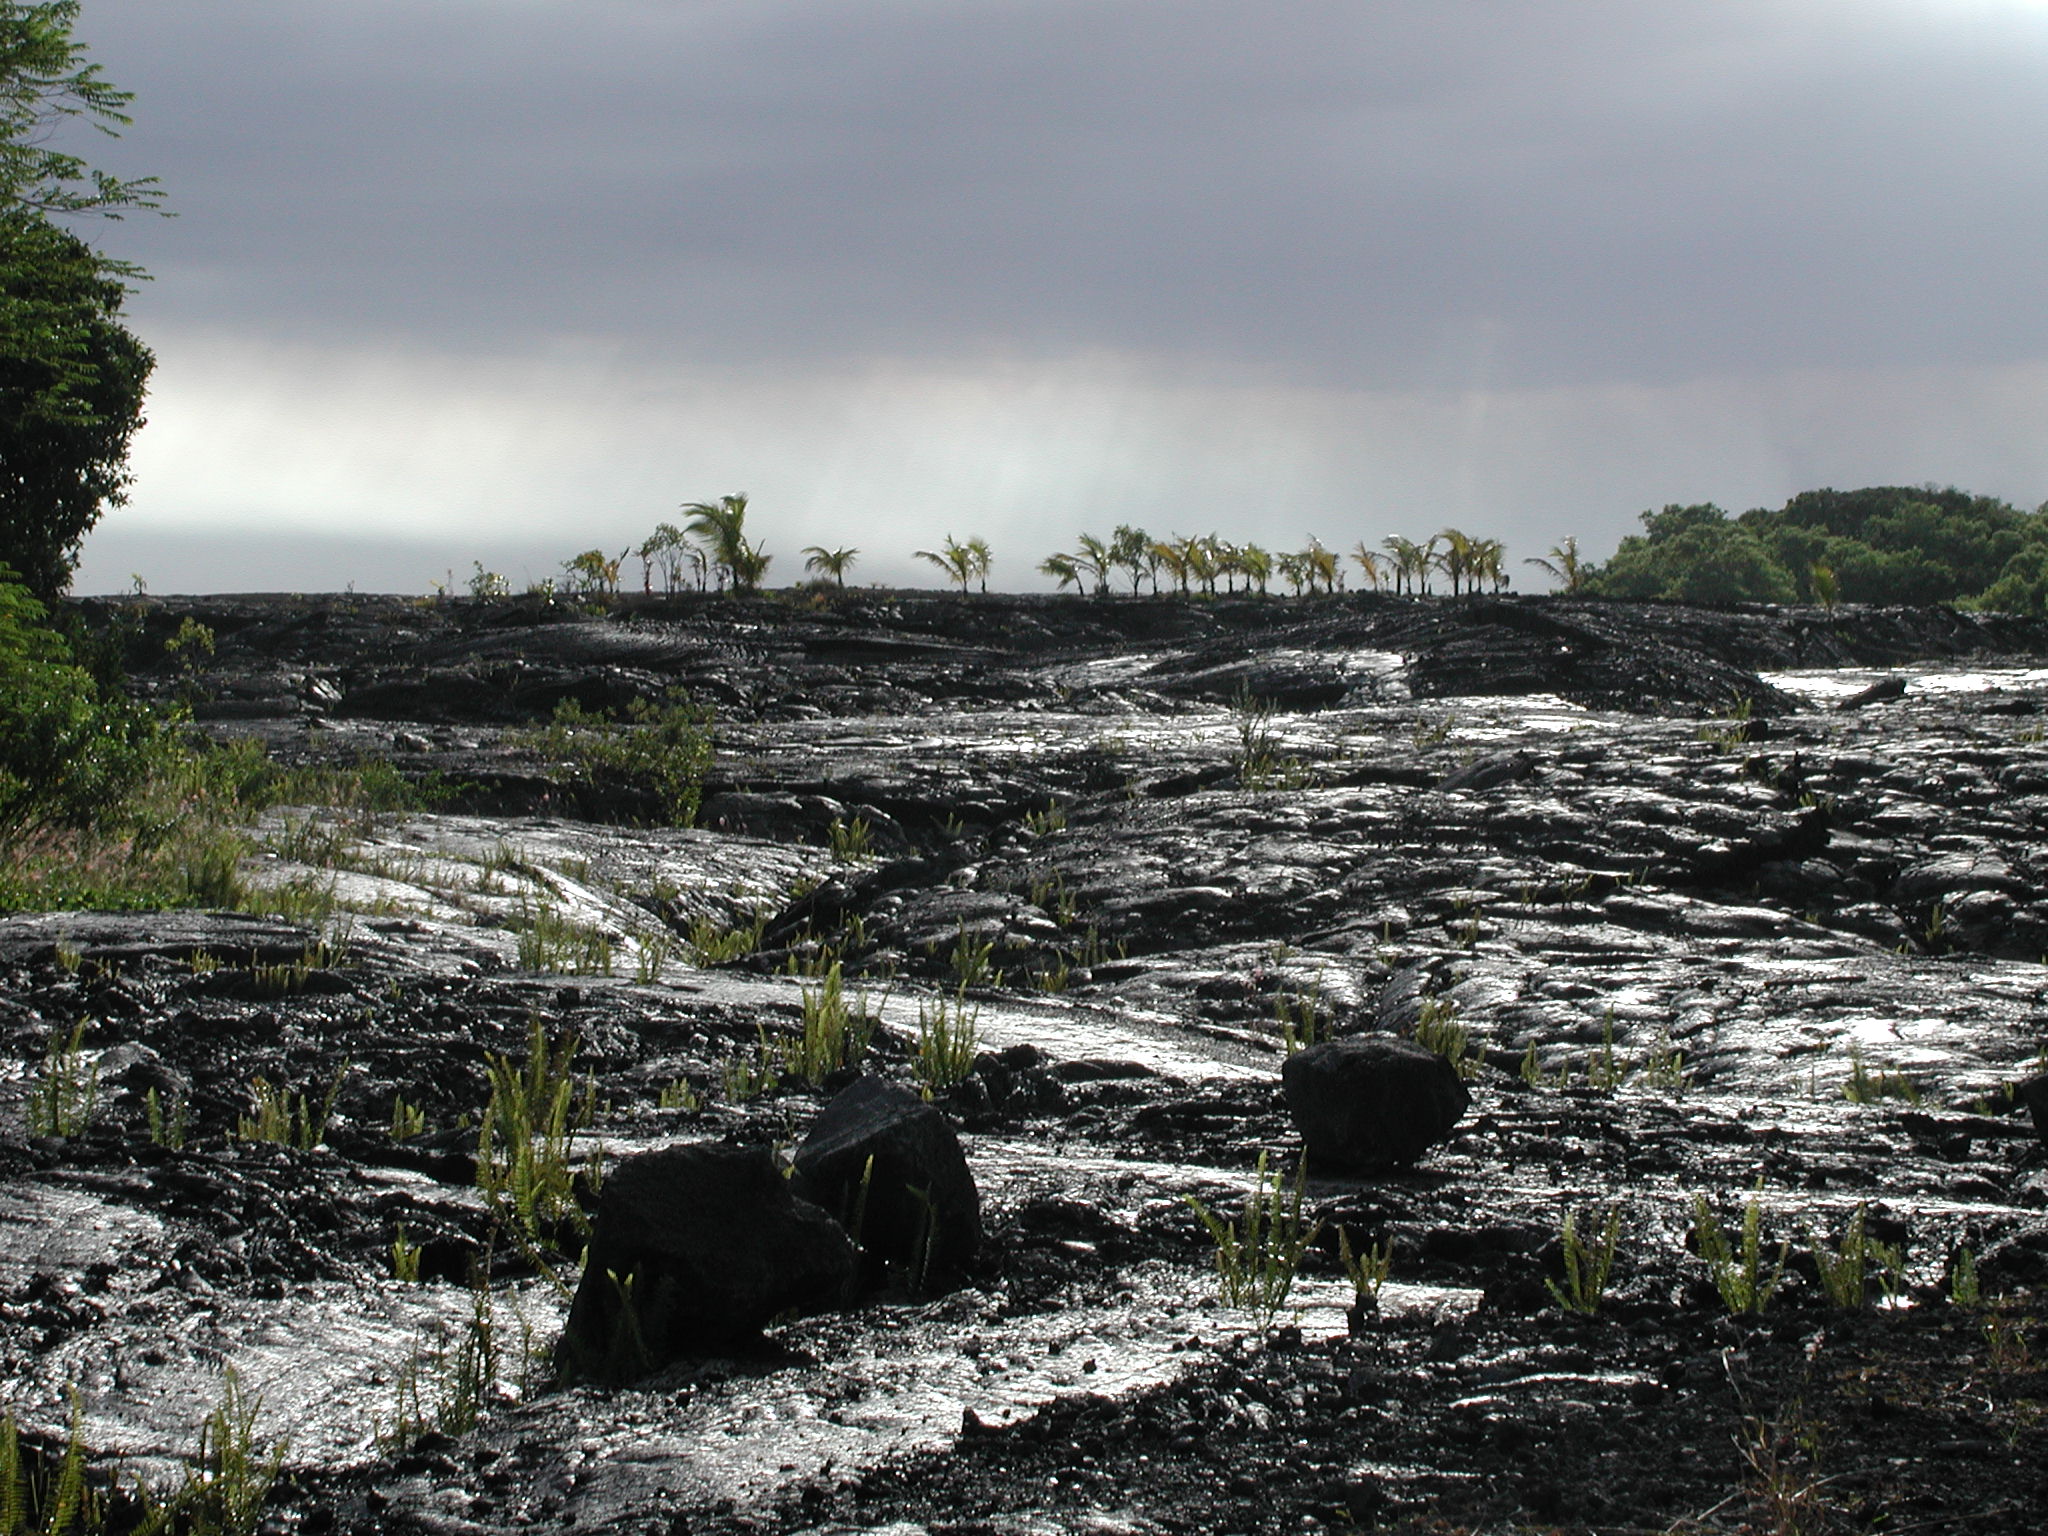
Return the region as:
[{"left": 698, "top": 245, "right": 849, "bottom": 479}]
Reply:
[{"left": 82, "top": 0, "right": 2048, "bottom": 391}]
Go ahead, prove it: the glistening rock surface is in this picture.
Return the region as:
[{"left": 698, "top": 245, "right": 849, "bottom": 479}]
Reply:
[{"left": 2, "top": 588, "right": 2045, "bottom": 1533}]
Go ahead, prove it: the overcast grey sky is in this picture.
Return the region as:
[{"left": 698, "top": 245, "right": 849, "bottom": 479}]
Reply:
[{"left": 65, "top": 0, "right": 2048, "bottom": 594}]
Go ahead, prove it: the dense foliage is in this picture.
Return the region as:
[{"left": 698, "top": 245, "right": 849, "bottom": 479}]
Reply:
[
  {"left": 1585, "top": 487, "right": 2048, "bottom": 612},
  {"left": 0, "top": 1, "right": 156, "bottom": 598},
  {"left": 0, "top": 560, "right": 156, "bottom": 825},
  {"left": 0, "top": 208, "right": 151, "bottom": 596}
]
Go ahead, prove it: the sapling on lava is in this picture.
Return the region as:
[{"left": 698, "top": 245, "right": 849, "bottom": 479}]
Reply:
[{"left": 1338, "top": 1229, "right": 1394, "bottom": 1328}]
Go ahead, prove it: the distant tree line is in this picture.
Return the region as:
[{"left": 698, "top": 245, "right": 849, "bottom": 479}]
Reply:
[
  {"left": 527, "top": 483, "right": 2048, "bottom": 616},
  {"left": 1584, "top": 487, "right": 2048, "bottom": 613}
]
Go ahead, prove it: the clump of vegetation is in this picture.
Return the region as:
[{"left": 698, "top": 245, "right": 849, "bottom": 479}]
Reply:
[
  {"left": 1412, "top": 996, "right": 1474, "bottom": 1079},
  {"left": 1185, "top": 1152, "right": 1322, "bottom": 1332},
  {"left": 511, "top": 900, "right": 614, "bottom": 975},
  {"left": 0, "top": 1395, "right": 98, "bottom": 1535},
  {"left": 475, "top": 1017, "right": 597, "bottom": 1245},
  {"left": 1231, "top": 691, "right": 1302, "bottom": 791},
  {"left": 383, "top": 1281, "right": 531, "bottom": 1451},
  {"left": 1546, "top": 1205, "right": 1623, "bottom": 1315},
  {"left": 1840, "top": 1042, "right": 1920, "bottom": 1105},
  {"left": 24, "top": 1022, "right": 95, "bottom": 1137},
  {"left": 913, "top": 990, "right": 979, "bottom": 1095},
  {"left": 774, "top": 961, "right": 877, "bottom": 1086},
  {"left": 1337, "top": 1229, "right": 1394, "bottom": 1312},
  {"left": 1693, "top": 1188, "right": 1789, "bottom": 1315},
  {"left": 1805, "top": 1203, "right": 1906, "bottom": 1310},
  {"left": 236, "top": 1063, "right": 346, "bottom": 1151},
  {"left": 686, "top": 908, "right": 768, "bottom": 965},
  {"left": 518, "top": 694, "right": 713, "bottom": 827},
  {"left": 827, "top": 815, "right": 874, "bottom": 862},
  {"left": 1274, "top": 984, "right": 1325, "bottom": 1054}
]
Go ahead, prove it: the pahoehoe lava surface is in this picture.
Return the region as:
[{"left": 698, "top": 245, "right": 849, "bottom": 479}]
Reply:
[{"left": 7, "top": 589, "right": 2048, "bottom": 1533}]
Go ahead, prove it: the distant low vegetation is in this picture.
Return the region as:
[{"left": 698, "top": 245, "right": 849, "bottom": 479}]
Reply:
[{"left": 1584, "top": 486, "right": 2048, "bottom": 614}]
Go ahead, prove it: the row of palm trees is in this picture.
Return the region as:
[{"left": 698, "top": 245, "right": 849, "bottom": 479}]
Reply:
[
  {"left": 573, "top": 494, "right": 1592, "bottom": 600},
  {"left": 1039, "top": 527, "right": 1588, "bottom": 598}
]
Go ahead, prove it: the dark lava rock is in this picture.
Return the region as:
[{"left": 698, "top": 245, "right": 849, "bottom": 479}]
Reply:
[
  {"left": 1838, "top": 675, "right": 1909, "bottom": 709},
  {"left": 793, "top": 1074, "right": 982, "bottom": 1282},
  {"left": 1436, "top": 750, "right": 1539, "bottom": 793},
  {"left": 2019, "top": 1073, "right": 2048, "bottom": 1146},
  {"left": 1282, "top": 1035, "right": 1471, "bottom": 1170},
  {"left": 557, "top": 1142, "right": 855, "bottom": 1382}
]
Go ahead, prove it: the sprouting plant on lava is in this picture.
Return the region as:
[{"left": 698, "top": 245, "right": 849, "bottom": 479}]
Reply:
[
  {"left": 1185, "top": 1152, "right": 1323, "bottom": 1332},
  {"left": 1546, "top": 1205, "right": 1622, "bottom": 1315},
  {"left": 914, "top": 990, "right": 980, "bottom": 1095},
  {"left": 1693, "top": 1186, "right": 1788, "bottom": 1315}
]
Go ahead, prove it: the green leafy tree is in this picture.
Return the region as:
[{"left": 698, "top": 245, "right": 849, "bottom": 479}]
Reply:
[
  {"left": 0, "top": 210, "right": 150, "bottom": 597},
  {"left": 0, "top": 563, "right": 155, "bottom": 826},
  {"left": 0, "top": 4, "right": 161, "bottom": 598},
  {"left": 0, "top": 2, "right": 161, "bottom": 218},
  {"left": 1589, "top": 504, "right": 1797, "bottom": 604}
]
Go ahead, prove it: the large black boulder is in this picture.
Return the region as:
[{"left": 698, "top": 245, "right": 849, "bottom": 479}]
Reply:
[
  {"left": 1282, "top": 1035, "right": 1470, "bottom": 1171},
  {"left": 2019, "top": 1073, "right": 2048, "bottom": 1147},
  {"left": 793, "top": 1074, "right": 982, "bottom": 1284},
  {"left": 557, "top": 1142, "right": 855, "bottom": 1382}
]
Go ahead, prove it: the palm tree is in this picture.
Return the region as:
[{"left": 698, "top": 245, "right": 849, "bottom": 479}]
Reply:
[
  {"left": 1304, "top": 539, "right": 1338, "bottom": 596},
  {"left": 1350, "top": 542, "right": 1385, "bottom": 592},
  {"left": 1471, "top": 537, "right": 1507, "bottom": 594},
  {"left": 1040, "top": 552, "right": 1083, "bottom": 594},
  {"left": 1524, "top": 536, "right": 1586, "bottom": 593},
  {"left": 1214, "top": 539, "right": 1245, "bottom": 595},
  {"left": 683, "top": 493, "right": 770, "bottom": 593},
  {"left": 1240, "top": 543, "right": 1272, "bottom": 597},
  {"left": 1436, "top": 527, "right": 1474, "bottom": 598},
  {"left": 965, "top": 536, "right": 993, "bottom": 593},
  {"left": 1072, "top": 532, "right": 1114, "bottom": 597},
  {"left": 1381, "top": 535, "right": 1422, "bottom": 597},
  {"left": 915, "top": 535, "right": 976, "bottom": 593},
  {"left": 1151, "top": 538, "right": 1190, "bottom": 596},
  {"left": 802, "top": 545, "right": 859, "bottom": 587}
]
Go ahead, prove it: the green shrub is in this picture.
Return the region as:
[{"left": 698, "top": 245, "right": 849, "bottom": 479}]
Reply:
[
  {"left": 0, "top": 567, "right": 161, "bottom": 831},
  {"left": 519, "top": 694, "right": 712, "bottom": 826}
]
